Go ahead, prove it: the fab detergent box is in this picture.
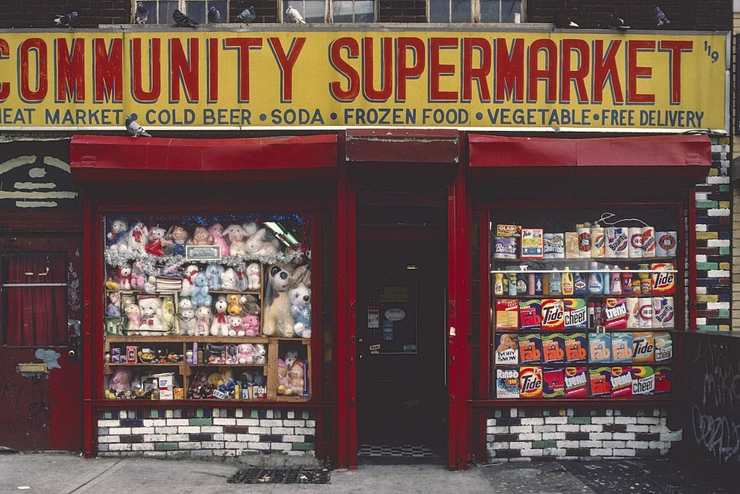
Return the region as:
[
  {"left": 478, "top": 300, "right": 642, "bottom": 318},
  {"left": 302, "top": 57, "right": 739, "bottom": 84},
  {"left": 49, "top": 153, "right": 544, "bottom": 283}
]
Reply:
[
  {"left": 588, "top": 333, "right": 612, "bottom": 363},
  {"left": 610, "top": 366, "right": 633, "bottom": 397},
  {"left": 496, "top": 368, "right": 520, "bottom": 399},
  {"left": 589, "top": 367, "right": 612, "bottom": 397},
  {"left": 564, "top": 366, "right": 588, "bottom": 398},
  {"left": 611, "top": 333, "right": 633, "bottom": 363},
  {"left": 655, "top": 365, "right": 673, "bottom": 395},
  {"left": 654, "top": 332, "right": 672, "bottom": 362},
  {"left": 631, "top": 366, "right": 656, "bottom": 396},
  {"left": 518, "top": 334, "right": 542, "bottom": 364},
  {"left": 564, "top": 333, "right": 588, "bottom": 363},
  {"left": 495, "top": 333, "right": 519, "bottom": 365},
  {"left": 651, "top": 263, "right": 675, "bottom": 294},
  {"left": 541, "top": 333, "right": 565, "bottom": 364},
  {"left": 603, "top": 298, "right": 628, "bottom": 330},
  {"left": 564, "top": 298, "right": 588, "bottom": 330},
  {"left": 543, "top": 367, "right": 565, "bottom": 398},
  {"left": 521, "top": 228, "right": 544, "bottom": 258},
  {"left": 632, "top": 332, "right": 655, "bottom": 363},
  {"left": 541, "top": 299, "right": 565, "bottom": 330},
  {"left": 519, "top": 299, "right": 542, "bottom": 331},
  {"left": 495, "top": 299, "right": 519, "bottom": 330},
  {"left": 519, "top": 366, "right": 543, "bottom": 398}
]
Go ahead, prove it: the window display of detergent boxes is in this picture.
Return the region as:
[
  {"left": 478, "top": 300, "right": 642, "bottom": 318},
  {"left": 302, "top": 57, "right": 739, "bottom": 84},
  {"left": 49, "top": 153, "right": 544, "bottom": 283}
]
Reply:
[
  {"left": 600, "top": 296, "right": 675, "bottom": 329},
  {"left": 587, "top": 331, "right": 672, "bottom": 364},
  {"left": 492, "top": 224, "right": 521, "bottom": 260},
  {"left": 495, "top": 298, "right": 589, "bottom": 331},
  {"left": 565, "top": 224, "right": 676, "bottom": 259}
]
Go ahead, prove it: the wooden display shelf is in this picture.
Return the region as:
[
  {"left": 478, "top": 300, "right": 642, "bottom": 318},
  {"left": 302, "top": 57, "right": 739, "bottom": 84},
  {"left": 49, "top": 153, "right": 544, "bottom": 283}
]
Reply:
[{"left": 105, "top": 336, "right": 268, "bottom": 344}]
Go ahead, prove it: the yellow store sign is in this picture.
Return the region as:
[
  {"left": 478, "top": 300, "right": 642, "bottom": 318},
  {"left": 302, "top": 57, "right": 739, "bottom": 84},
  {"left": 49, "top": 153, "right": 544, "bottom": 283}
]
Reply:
[{"left": 0, "top": 29, "right": 728, "bottom": 131}]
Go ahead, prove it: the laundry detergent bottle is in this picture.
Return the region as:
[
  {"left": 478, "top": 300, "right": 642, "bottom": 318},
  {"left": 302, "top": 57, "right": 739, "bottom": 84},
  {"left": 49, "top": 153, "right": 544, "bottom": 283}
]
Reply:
[
  {"left": 588, "top": 261, "right": 604, "bottom": 295},
  {"left": 561, "top": 267, "right": 574, "bottom": 295}
]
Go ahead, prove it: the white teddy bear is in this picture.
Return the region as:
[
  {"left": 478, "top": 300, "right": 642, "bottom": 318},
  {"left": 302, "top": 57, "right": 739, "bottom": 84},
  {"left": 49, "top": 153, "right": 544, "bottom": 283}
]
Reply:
[
  {"left": 221, "top": 268, "right": 237, "bottom": 291},
  {"left": 210, "top": 295, "right": 230, "bottom": 336},
  {"left": 126, "top": 222, "right": 149, "bottom": 257},
  {"left": 227, "top": 314, "right": 245, "bottom": 337},
  {"left": 246, "top": 263, "right": 261, "bottom": 290},
  {"left": 138, "top": 296, "right": 163, "bottom": 336},
  {"left": 246, "top": 228, "right": 279, "bottom": 257},
  {"left": 179, "top": 298, "right": 197, "bottom": 336},
  {"left": 290, "top": 283, "right": 311, "bottom": 338},
  {"left": 107, "top": 219, "right": 128, "bottom": 253}
]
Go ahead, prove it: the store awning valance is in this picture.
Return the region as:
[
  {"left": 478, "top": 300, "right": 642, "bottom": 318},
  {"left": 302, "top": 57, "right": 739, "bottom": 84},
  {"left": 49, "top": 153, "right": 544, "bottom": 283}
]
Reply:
[
  {"left": 468, "top": 134, "right": 712, "bottom": 178},
  {"left": 69, "top": 134, "right": 338, "bottom": 182}
]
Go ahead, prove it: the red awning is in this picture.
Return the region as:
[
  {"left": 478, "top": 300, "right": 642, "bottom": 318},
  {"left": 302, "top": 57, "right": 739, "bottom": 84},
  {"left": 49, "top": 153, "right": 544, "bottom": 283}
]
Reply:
[
  {"left": 69, "top": 134, "right": 338, "bottom": 182},
  {"left": 468, "top": 134, "right": 712, "bottom": 178}
]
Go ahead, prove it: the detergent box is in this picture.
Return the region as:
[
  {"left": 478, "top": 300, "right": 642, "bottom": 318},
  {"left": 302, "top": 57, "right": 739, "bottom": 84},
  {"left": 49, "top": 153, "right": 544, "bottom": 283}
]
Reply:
[
  {"left": 631, "top": 366, "right": 656, "bottom": 396},
  {"left": 564, "top": 366, "right": 589, "bottom": 398},
  {"left": 495, "top": 333, "right": 519, "bottom": 365},
  {"left": 519, "top": 366, "right": 543, "bottom": 398},
  {"left": 495, "top": 299, "right": 519, "bottom": 330},
  {"left": 611, "top": 333, "right": 633, "bottom": 363},
  {"left": 589, "top": 367, "right": 612, "bottom": 397},
  {"left": 603, "top": 298, "right": 628, "bottom": 330},
  {"left": 543, "top": 367, "right": 565, "bottom": 398},
  {"left": 564, "top": 333, "right": 588, "bottom": 363},
  {"left": 654, "top": 332, "right": 673, "bottom": 362},
  {"left": 518, "top": 334, "right": 542, "bottom": 364},
  {"left": 632, "top": 332, "right": 655, "bottom": 363},
  {"left": 564, "top": 298, "right": 588, "bottom": 330},
  {"left": 654, "top": 366, "right": 673, "bottom": 395},
  {"left": 610, "top": 366, "right": 633, "bottom": 397},
  {"left": 519, "top": 299, "right": 542, "bottom": 331},
  {"left": 496, "top": 368, "right": 520, "bottom": 399},
  {"left": 521, "top": 228, "right": 544, "bottom": 258},
  {"left": 541, "top": 333, "right": 566, "bottom": 364},
  {"left": 588, "top": 333, "right": 612, "bottom": 363},
  {"left": 651, "top": 263, "right": 675, "bottom": 294},
  {"left": 541, "top": 299, "right": 565, "bottom": 330}
]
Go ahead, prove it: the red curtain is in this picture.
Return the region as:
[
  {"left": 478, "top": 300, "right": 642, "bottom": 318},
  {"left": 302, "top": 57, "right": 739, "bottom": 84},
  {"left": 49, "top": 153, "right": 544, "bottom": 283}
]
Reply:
[{"left": 4, "top": 254, "right": 67, "bottom": 346}]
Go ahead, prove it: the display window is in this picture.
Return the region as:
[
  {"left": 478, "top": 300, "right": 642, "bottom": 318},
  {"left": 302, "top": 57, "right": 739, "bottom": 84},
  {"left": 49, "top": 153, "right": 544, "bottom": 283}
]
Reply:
[
  {"left": 101, "top": 212, "right": 313, "bottom": 402},
  {"left": 487, "top": 206, "right": 679, "bottom": 401}
]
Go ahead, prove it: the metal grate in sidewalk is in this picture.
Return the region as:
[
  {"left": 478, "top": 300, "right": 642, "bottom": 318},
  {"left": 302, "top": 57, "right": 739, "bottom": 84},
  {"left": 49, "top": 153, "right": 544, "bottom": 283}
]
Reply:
[{"left": 227, "top": 467, "right": 330, "bottom": 485}]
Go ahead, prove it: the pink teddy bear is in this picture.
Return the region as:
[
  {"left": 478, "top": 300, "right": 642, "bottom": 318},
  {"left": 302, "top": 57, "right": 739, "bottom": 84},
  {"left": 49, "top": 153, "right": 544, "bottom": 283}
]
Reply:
[
  {"left": 208, "top": 223, "right": 230, "bottom": 257},
  {"left": 242, "top": 314, "right": 260, "bottom": 336}
]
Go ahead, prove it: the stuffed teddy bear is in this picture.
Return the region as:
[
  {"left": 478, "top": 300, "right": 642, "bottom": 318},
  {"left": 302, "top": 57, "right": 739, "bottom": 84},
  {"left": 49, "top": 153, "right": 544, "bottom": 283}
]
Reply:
[
  {"left": 107, "top": 292, "right": 121, "bottom": 317},
  {"left": 208, "top": 223, "right": 230, "bottom": 257},
  {"left": 210, "top": 295, "right": 230, "bottom": 336},
  {"left": 287, "top": 360, "right": 305, "bottom": 395},
  {"left": 124, "top": 303, "right": 141, "bottom": 334},
  {"left": 246, "top": 263, "right": 261, "bottom": 290},
  {"left": 164, "top": 225, "right": 190, "bottom": 256},
  {"left": 242, "top": 314, "right": 260, "bottom": 336},
  {"left": 276, "top": 359, "right": 289, "bottom": 395},
  {"left": 161, "top": 295, "right": 175, "bottom": 334},
  {"left": 246, "top": 228, "right": 279, "bottom": 257},
  {"left": 180, "top": 264, "right": 199, "bottom": 298},
  {"left": 107, "top": 219, "right": 129, "bottom": 252},
  {"left": 131, "top": 261, "right": 147, "bottom": 290},
  {"left": 205, "top": 264, "right": 225, "bottom": 290},
  {"left": 262, "top": 264, "right": 295, "bottom": 337},
  {"left": 179, "top": 298, "right": 198, "bottom": 336},
  {"left": 117, "top": 265, "right": 132, "bottom": 290},
  {"left": 227, "top": 314, "right": 245, "bottom": 337},
  {"left": 194, "top": 305, "right": 212, "bottom": 336},
  {"left": 138, "top": 296, "right": 163, "bottom": 336},
  {"left": 290, "top": 283, "right": 311, "bottom": 338},
  {"left": 126, "top": 222, "right": 148, "bottom": 257},
  {"left": 223, "top": 224, "right": 249, "bottom": 256},
  {"left": 191, "top": 272, "right": 212, "bottom": 307},
  {"left": 239, "top": 294, "right": 260, "bottom": 315},
  {"left": 242, "top": 221, "right": 258, "bottom": 238},
  {"left": 253, "top": 343, "right": 267, "bottom": 364},
  {"left": 236, "top": 343, "right": 256, "bottom": 365},
  {"left": 226, "top": 294, "right": 242, "bottom": 316},
  {"left": 145, "top": 226, "right": 167, "bottom": 256},
  {"left": 220, "top": 268, "right": 237, "bottom": 291},
  {"left": 284, "top": 350, "right": 299, "bottom": 370},
  {"left": 192, "top": 226, "right": 213, "bottom": 246}
]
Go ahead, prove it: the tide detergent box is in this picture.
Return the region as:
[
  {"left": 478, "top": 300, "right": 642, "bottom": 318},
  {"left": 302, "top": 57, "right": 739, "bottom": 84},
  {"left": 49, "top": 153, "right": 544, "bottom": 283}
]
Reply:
[
  {"left": 654, "top": 332, "right": 672, "bottom": 362},
  {"left": 541, "top": 299, "right": 565, "bottom": 330},
  {"left": 588, "top": 333, "right": 612, "bottom": 363},
  {"left": 611, "top": 333, "right": 633, "bottom": 363},
  {"left": 590, "top": 367, "right": 612, "bottom": 397},
  {"left": 564, "top": 333, "right": 588, "bottom": 363},
  {"left": 521, "top": 228, "right": 544, "bottom": 258},
  {"left": 564, "top": 298, "right": 588, "bottom": 330},
  {"left": 519, "top": 366, "right": 543, "bottom": 398},
  {"left": 495, "top": 333, "right": 519, "bottom": 365},
  {"left": 564, "top": 367, "right": 588, "bottom": 398},
  {"left": 632, "top": 366, "right": 655, "bottom": 396},
  {"left": 632, "top": 332, "right": 655, "bottom": 363},
  {"left": 603, "top": 298, "right": 628, "bottom": 329},
  {"left": 496, "top": 368, "right": 520, "bottom": 399},
  {"left": 543, "top": 367, "right": 565, "bottom": 398},
  {"left": 541, "top": 333, "right": 565, "bottom": 364},
  {"left": 518, "top": 334, "right": 542, "bottom": 364},
  {"left": 655, "top": 366, "right": 673, "bottom": 395},
  {"left": 651, "top": 263, "right": 675, "bottom": 294},
  {"left": 496, "top": 299, "right": 519, "bottom": 330},
  {"left": 610, "top": 366, "right": 633, "bottom": 397},
  {"left": 519, "top": 299, "right": 542, "bottom": 331}
]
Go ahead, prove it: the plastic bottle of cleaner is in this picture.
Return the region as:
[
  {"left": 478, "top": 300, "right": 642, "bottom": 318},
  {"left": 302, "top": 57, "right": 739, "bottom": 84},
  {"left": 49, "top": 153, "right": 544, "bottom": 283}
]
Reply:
[
  {"left": 494, "top": 273, "right": 504, "bottom": 296},
  {"left": 574, "top": 271, "right": 586, "bottom": 295},
  {"left": 622, "top": 267, "right": 633, "bottom": 294},
  {"left": 588, "top": 261, "right": 603, "bottom": 295},
  {"left": 508, "top": 273, "right": 517, "bottom": 296},
  {"left": 534, "top": 273, "right": 543, "bottom": 295},
  {"left": 602, "top": 265, "right": 611, "bottom": 295},
  {"left": 561, "top": 267, "right": 574, "bottom": 295},
  {"left": 549, "top": 270, "right": 561, "bottom": 295},
  {"left": 516, "top": 273, "right": 527, "bottom": 295},
  {"left": 527, "top": 273, "right": 536, "bottom": 296},
  {"left": 610, "top": 266, "right": 622, "bottom": 295}
]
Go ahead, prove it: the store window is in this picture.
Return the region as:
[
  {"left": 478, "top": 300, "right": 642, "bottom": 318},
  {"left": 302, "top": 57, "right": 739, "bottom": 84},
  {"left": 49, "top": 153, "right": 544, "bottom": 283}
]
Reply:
[
  {"left": 430, "top": 0, "right": 522, "bottom": 23},
  {"left": 488, "top": 207, "right": 678, "bottom": 400},
  {"left": 102, "top": 212, "right": 313, "bottom": 402},
  {"left": 283, "top": 0, "right": 375, "bottom": 23},
  {"left": 135, "top": 1, "right": 228, "bottom": 25}
]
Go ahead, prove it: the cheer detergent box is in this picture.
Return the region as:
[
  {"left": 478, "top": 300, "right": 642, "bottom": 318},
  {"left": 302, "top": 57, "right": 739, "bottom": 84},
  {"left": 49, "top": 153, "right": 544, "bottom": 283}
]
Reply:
[
  {"left": 603, "top": 298, "right": 628, "bottom": 330},
  {"left": 655, "top": 365, "right": 673, "bottom": 395},
  {"left": 518, "top": 334, "right": 542, "bottom": 364},
  {"left": 496, "top": 368, "right": 520, "bottom": 399},
  {"left": 588, "top": 333, "right": 612, "bottom": 363},
  {"left": 496, "top": 299, "right": 519, "bottom": 330},
  {"left": 632, "top": 366, "right": 656, "bottom": 396},
  {"left": 589, "top": 367, "right": 612, "bottom": 397},
  {"left": 654, "top": 332, "right": 673, "bottom": 362},
  {"left": 519, "top": 366, "right": 543, "bottom": 398},
  {"left": 564, "top": 366, "right": 588, "bottom": 398},
  {"left": 632, "top": 332, "right": 655, "bottom": 363},
  {"left": 541, "top": 333, "right": 565, "bottom": 364},
  {"left": 541, "top": 299, "right": 565, "bottom": 330},
  {"left": 564, "top": 333, "right": 588, "bottom": 363},
  {"left": 611, "top": 333, "right": 633, "bottom": 363},
  {"left": 564, "top": 298, "right": 588, "bottom": 329},
  {"left": 495, "top": 333, "right": 519, "bottom": 365},
  {"left": 610, "top": 366, "right": 633, "bottom": 397},
  {"left": 543, "top": 367, "right": 565, "bottom": 398},
  {"left": 519, "top": 299, "right": 542, "bottom": 331}
]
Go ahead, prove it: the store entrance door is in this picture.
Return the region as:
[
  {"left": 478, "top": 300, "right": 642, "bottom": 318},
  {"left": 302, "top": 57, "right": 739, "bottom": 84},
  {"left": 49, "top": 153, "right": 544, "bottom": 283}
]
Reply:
[{"left": 356, "top": 228, "right": 447, "bottom": 460}]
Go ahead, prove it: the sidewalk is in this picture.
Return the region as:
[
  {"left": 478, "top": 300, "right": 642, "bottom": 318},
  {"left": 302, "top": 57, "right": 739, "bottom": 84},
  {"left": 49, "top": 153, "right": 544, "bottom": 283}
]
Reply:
[{"left": 0, "top": 452, "right": 735, "bottom": 494}]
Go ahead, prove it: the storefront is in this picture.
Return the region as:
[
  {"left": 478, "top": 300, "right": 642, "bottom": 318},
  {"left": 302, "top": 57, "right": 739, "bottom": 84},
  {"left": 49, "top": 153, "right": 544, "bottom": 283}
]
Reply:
[{"left": 0, "top": 26, "right": 730, "bottom": 470}]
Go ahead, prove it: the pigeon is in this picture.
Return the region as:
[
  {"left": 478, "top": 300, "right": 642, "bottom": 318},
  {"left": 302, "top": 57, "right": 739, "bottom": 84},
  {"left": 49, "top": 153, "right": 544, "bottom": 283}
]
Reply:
[
  {"left": 54, "top": 11, "right": 79, "bottom": 28},
  {"left": 285, "top": 6, "right": 306, "bottom": 24},
  {"left": 554, "top": 10, "right": 578, "bottom": 28},
  {"left": 236, "top": 6, "right": 256, "bottom": 23},
  {"left": 607, "top": 13, "right": 630, "bottom": 30},
  {"left": 207, "top": 6, "right": 220, "bottom": 23},
  {"left": 650, "top": 6, "right": 670, "bottom": 27},
  {"left": 125, "top": 113, "right": 151, "bottom": 137},
  {"left": 173, "top": 9, "right": 198, "bottom": 27},
  {"left": 135, "top": 2, "right": 148, "bottom": 25}
]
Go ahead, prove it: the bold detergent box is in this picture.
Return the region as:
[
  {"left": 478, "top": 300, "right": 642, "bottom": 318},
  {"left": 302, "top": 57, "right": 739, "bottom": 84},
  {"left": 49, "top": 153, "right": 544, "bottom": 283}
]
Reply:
[
  {"left": 611, "top": 333, "right": 633, "bottom": 363},
  {"left": 654, "top": 365, "right": 673, "bottom": 395},
  {"left": 519, "top": 299, "right": 542, "bottom": 331},
  {"left": 518, "top": 334, "right": 542, "bottom": 364},
  {"left": 654, "top": 332, "right": 673, "bottom": 362},
  {"left": 496, "top": 368, "right": 520, "bottom": 399},
  {"left": 495, "top": 333, "right": 519, "bottom": 365},
  {"left": 543, "top": 367, "right": 565, "bottom": 398},
  {"left": 610, "top": 366, "right": 633, "bottom": 397},
  {"left": 519, "top": 366, "right": 543, "bottom": 398},
  {"left": 589, "top": 367, "right": 612, "bottom": 397},
  {"left": 541, "top": 333, "right": 565, "bottom": 364},
  {"left": 632, "top": 332, "right": 655, "bottom": 363},
  {"left": 651, "top": 263, "right": 675, "bottom": 294},
  {"left": 495, "top": 299, "right": 519, "bottom": 330},
  {"left": 564, "top": 366, "right": 589, "bottom": 398},
  {"left": 564, "top": 298, "right": 588, "bottom": 330},
  {"left": 541, "top": 299, "right": 565, "bottom": 330},
  {"left": 603, "top": 298, "right": 628, "bottom": 330},
  {"left": 632, "top": 366, "right": 656, "bottom": 396},
  {"left": 564, "top": 333, "right": 588, "bottom": 363},
  {"left": 588, "top": 333, "right": 612, "bottom": 363}
]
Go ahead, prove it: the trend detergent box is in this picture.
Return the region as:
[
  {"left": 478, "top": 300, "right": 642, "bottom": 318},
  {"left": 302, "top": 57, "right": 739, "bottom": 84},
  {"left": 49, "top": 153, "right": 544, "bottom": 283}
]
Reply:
[
  {"left": 495, "top": 333, "right": 519, "bottom": 365},
  {"left": 610, "top": 366, "right": 633, "bottom": 397},
  {"left": 519, "top": 299, "right": 542, "bottom": 331},
  {"left": 603, "top": 298, "right": 628, "bottom": 329},
  {"left": 519, "top": 366, "right": 543, "bottom": 398},
  {"left": 588, "top": 333, "right": 612, "bottom": 363},
  {"left": 589, "top": 367, "right": 612, "bottom": 397},
  {"left": 654, "top": 332, "right": 673, "bottom": 362},
  {"left": 655, "top": 365, "right": 673, "bottom": 395},
  {"left": 518, "top": 334, "right": 542, "bottom": 364},
  {"left": 564, "top": 366, "right": 589, "bottom": 397},
  {"left": 496, "top": 368, "right": 520, "bottom": 399},
  {"left": 541, "top": 333, "right": 566, "bottom": 364},
  {"left": 632, "top": 332, "right": 655, "bottom": 363},
  {"left": 543, "top": 367, "right": 565, "bottom": 398},
  {"left": 541, "top": 299, "right": 565, "bottom": 330},
  {"left": 611, "top": 333, "right": 633, "bottom": 363},
  {"left": 564, "top": 298, "right": 588, "bottom": 330},
  {"left": 651, "top": 263, "right": 675, "bottom": 294},
  {"left": 564, "top": 333, "right": 588, "bottom": 363},
  {"left": 495, "top": 299, "right": 519, "bottom": 330},
  {"left": 632, "top": 366, "right": 656, "bottom": 396}
]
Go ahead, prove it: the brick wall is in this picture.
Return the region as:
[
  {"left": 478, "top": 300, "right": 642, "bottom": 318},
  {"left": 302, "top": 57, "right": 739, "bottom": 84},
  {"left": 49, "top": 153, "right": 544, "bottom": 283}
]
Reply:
[{"left": 97, "top": 407, "right": 317, "bottom": 460}]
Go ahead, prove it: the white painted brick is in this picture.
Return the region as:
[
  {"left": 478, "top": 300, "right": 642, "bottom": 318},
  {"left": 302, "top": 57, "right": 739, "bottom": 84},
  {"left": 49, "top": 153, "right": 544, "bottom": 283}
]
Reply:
[
  {"left": 492, "top": 442, "right": 510, "bottom": 450},
  {"left": 259, "top": 420, "right": 284, "bottom": 427},
  {"left": 225, "top": 442, "right": 248, "bottom": 450},
  {"left": 235, "top": 409, "right": 243, "bottom": 418},
  {"left": 602, "top": 441, "right": 626, "bottom": 448},
  {"left": 545, "top": 417, "right": 568, "bottom": 425},
  {"left": 510, "top": 408, "right": 518, "bottom": 418},
  {"left": 222, "top": 434, "right": 238, "bottom": 441},
  {"left": 520, "top": 433, "right": 542, "bottom": 441},
  {"left": 543, "top": 448, "right": 567, "bottom": 456},
  {"left": 177, "top": 426, "right": 202, "bottom": 434},
  {"left": 708, "top": 270, "right": 731, "bottom": 278},
  {"left": 249, "top": 427, "right": 271, "bottom": 435},
  {"left": 707, "top": 176, "right": 730, "bottom": 184},
  {"left": 272, "top": 427, "right": 294, "bottom": 435},
  {"left": 613, "top": 449, "right": 636, "bottom": 457},
  {"left": 108, "top": 427, "right": 131, "bottom": 435},
  {"left": 200, "top": 426, "right": 221, "bottom": 433},
  {"left": 236, "top": 434, "right": 260, "bottom": 442},
  {"left": 696, "top": 254, "right": 708, "bottom": 263},
  {"left": 141, "top": 451, "right": 167, "bottom": 458},
  {"left": 521, "top": 418, "right": 544, "bottom": 426},
  {"left": 660, "top": 431, "right": 683, "bottom": 442},
  {"left": 305, "top": 420, "right": 316, "bottom": 427},
  {"left": 191, "top": 450, "right": 216, "bottom": 457},
  {"left": 626, "top": 441, "right": 649, "bottom": 449},
  {"left": 166, "top": 434, "right": 188, "bottom": 442},
  {"left": 202, "top": 441, "right": 225, "bottom": 449},
  {"left": 131, "top": 443, "right": 155, "bottom": 451},
  {"left": 508, "top": 442, "right": 531, "bottom": 450},
  {"left": 108, "top": 443, "right": 133, "bottom": 451},
  {"left": 98, "top": 420, "right": 120, "bottom": 427},
  {"left": 541, "top": 432, "right": 566, "bottom": 440},
  {"left": 154, "top": 426, "right": 178, "bottom": 434},
  {"left": 613, "top": 433, "right": 636, "bottom": 441},
  {"left": 142, "top": 420, "right": 157, "bottom": 427},
  {"left": 283, "top": 420, "right": 306, "bottom": 427},
  {"left": 213, "top": 418, "right": 236, "bottom": 426},
  {"left": 521, "top": 448, "right": 544, "bottom": 457},
  {"left": 97, "top": 435, "right": 120, "bottom": 443},
  {"left": 510, "top": 426, "right": 532, "bottom": 434},
  {"left": 708, "top": 209, "right": 731, "bottom": 217},
  {"left": 649, "top": 425, "right": 666, "bottom": 433},
  {"left": 143, "top": 434, "right": 166, "bottom": 442},
  {"left": 696, "top": 317, "right": 707, "bottom": 325},
  {"left": 487, "top": 419, "right": 497, "bottom": 426},
  {"left": 295, "top": 427, "right": 315, "bottom": 435},
  {"left": 556, "top": 441, "right": 580, "bottom": 449},
  {"left": 707, "top": 239, "right": 731, "bottom": 247},
  {"left": 211, "top": 409, "right": 221, "bottom": 418},
  {"left": 695, "top": 191, "right": 708, "bottom": 200},
  {"left": 580, "top": 425, "right": 602, "bottom": 433},
  {"left": 626, "top": 425, "right": 649, "bottom": 433},
  {"left": 566, "top": 408, "right": 575, "bottom": 417},
  {"left": 533, "top": 425, "right": 557, "bottom": 433},
  {"left": 282, "top": 435, "right": 305, "bottom": 443},
  {"left": 696, "top": 287, "right": 707, "bottom": 295},
  {"left": 707, "top": 302, "right": 730, "bottom": 310},
  {"left": 591, "top": 448, "right": 613, "bottom": 456},
  {"left": 235, "top": 419, "right": 259, "bottom": 426},
  {"left": 557, "top": 425, "right": 580, "bottom": 432},
  {"left": 695, "top": 224, "right": 707, "bottom": 232},
  {"left": 178, "top": 442, "right": 201, "bottom": 450},
  {"left": 248, "top": 442, "right": 271, "bottom": 450},
  {"left": 580, "top": 441, "right": 602, "bottom": 448},
  {"left": 648, "top": 441, "right": 670, "bottom": 449},
  {"left": 166, "top": 419, "right": 189, "bottom": 426},
  {"left": 591, "top": 433, "right": 613, "bottom": 440},
  {"left": 287, "top": 411, "right": 295, "bottom": 419},
  {"left": 615, "top": 417, "right": 637, "bottom": 424},
  {"left": 487, "top": 426, "right": 510, "bottom": 434},
  {"left": 592, "top": 417, "right": 614, "bottom": 425},
  {"left": 271, "top": 443, "right": 292, "bottom": 451},
  {"left": 165, "top": 410, "right": 173, "bottom": 418}
]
